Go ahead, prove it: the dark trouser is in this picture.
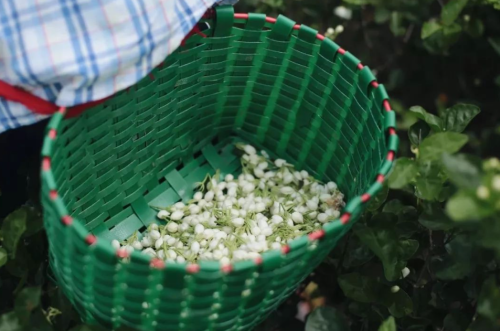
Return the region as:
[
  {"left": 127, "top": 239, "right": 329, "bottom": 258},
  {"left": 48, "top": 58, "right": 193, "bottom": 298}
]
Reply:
[{"left": 0, "top": 119, "right": 48, "bottom": 219}]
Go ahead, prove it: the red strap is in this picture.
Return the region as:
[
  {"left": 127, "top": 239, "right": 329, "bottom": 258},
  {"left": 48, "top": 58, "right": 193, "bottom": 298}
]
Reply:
[
  {"left": 0, "top": 79, "right": 107, "bottom": 118},
  {"left": 65, "top": 97, "right": 110, "bottom": 118},
  {"left": 0, "top": 80, "right": 58, "bottom": 115},
  {"left": 180, "top": 25, "right": 207, "bottom": 46}
]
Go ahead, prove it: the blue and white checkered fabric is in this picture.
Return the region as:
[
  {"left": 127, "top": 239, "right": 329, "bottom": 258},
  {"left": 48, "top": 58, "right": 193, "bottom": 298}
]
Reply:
[{"left": 0, "top": 0, "right": 237, "bottom": 133}]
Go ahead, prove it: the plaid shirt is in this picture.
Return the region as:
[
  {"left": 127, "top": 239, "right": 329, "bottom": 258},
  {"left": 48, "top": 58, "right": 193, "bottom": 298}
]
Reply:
[{"left": 0, "top": 0, "right": 237, "bottom": 133}]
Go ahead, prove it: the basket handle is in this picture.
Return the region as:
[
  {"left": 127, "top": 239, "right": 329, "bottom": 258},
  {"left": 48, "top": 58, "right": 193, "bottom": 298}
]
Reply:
[
  {"left": 0, "top": 79, "right": 60, "bottom": 115},
  {"left": 0, "top": 79, "right": 108, "bottom": 118}
]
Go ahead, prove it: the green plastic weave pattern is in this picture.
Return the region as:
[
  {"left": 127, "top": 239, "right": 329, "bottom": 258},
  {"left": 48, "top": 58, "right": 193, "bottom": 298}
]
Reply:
[{"left": 40, "top": 6, "right": 398, "bottom": 331}]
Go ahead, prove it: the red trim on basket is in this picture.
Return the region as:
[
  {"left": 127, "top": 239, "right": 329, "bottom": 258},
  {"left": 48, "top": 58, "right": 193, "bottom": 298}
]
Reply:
[
  {"left": 338, "top": 48, "right": 346, "bottom": 55},
  {"left": 42, "top": 157, "right": 51, "bottom": 171},
  {"left": 85, "top": 234, "right": 97, "bottom": 245},
  {"left": 150, "top": 258, "right": 165, "bottom": 269},
  {"left": 361, "top": 193, "right": 370, "bottom": 203},
  {"left": 48, "top": 129, "right": 57, "bottom": 139},
  {"left": 234, "top": 13, "right": 249, "bottom": 19},
  {"left": 49, "top": 190, "right": 58, "bottom": 200},
  {"left": 293, "top": 24, "right": 301, "bottom": 30},
  {"left": 61, "top": 215, "right": 73, "bottom": 226},
  {"left": 221, "top": 264, "right": 233, "bottom": 273},
  {"left": 357, "top": 63, "right": 364, "bottom": 70},
  {"left": 316, "top": 34, "right": 325, "bottom": 41},
  {"left": 308, "top": 230, "right": 325, "bottom": 240},
  {"left": 376, "top": 174, "right": 385, "bottom": 183},
  {"left": 186, "top": 264, "right": 200, "bottom": 274},
  {"left": 116, "top": 249, "right": 130, "bottom": 258},
  {"left": 254, "top": 256, "right": 263, "bottom": 265},
  {"left": 383, "top": 100, "right": 391, "bottom": 112},
  {"left": 265, "top": 17, "right": 276, "bottom": 23},
  {"left": 340, "top": 213, "right": 350, "bottom": 224},
  {"left": 389, "top": 128, "right": 396, "bottom": 135},
  {"left": 387, "top": 151, "right": 395, "bottom": 161},
  {"left": 281, "top": 245, "right": 290, "bottom": 254},
  {"left": 371, "top": 81, "right": 379, "bottom": 88}
]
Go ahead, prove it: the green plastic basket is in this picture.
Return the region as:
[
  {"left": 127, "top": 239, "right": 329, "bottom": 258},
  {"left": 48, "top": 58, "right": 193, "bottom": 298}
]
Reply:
[{"left": 40, "top": 6, "right": 398, "bottom": 331}]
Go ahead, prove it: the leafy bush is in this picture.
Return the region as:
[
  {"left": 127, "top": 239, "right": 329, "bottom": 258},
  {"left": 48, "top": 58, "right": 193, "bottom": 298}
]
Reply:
[
  {"left": 333, "top": 103, "right": 500, "bottom": 331},
  {"left": 1, "top": 0, "right": 500, "bottom": 330}
]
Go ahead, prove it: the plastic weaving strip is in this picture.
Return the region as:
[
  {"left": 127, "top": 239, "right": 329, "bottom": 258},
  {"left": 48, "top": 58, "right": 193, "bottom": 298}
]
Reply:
[{"left": 40, "top": 6, "right": 398, "bottom": 331}]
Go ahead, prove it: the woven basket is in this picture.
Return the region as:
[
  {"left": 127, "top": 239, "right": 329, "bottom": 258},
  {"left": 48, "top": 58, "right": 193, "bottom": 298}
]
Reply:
[{"left": 40, "top": 6, "right": 398, "bottom": 331}]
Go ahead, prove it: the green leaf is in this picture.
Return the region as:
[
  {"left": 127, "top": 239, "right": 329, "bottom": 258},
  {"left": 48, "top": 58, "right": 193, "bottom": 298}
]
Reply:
[
  {"left": 70, "top": 325, "right": 108, "bottom": 331},
  {"left": 342, "top": 0, "right": 371, "bottom": 4},
  {"left": 477, "top": 277, "right": 500, "bottom": 322},
  {"left": 6, "top": 244, "right": 30, "bottom": 278},
  {"left": 442, "top": 153, "right": 482, "bottom": 189},
  {"left": 446, "top": 191, "right": 494, "bottom": 221},
  {"left": 1, "top": 208, "right": 27, "bottom": 259},
  {"left": 390, "top": 12, "right": 405, "bottom": 37},
  {"left": 367, "top": 184, "right": 389, "bottom": 212},
  {"left": 423, "top": 22, "right": 462, "bottom": 54},
  {"left": 27, "top": 309, "right": 54, "bottom": 331},
  {"left": 441, "top": 0, "right": 469, "bottom": 25},
  {"left": 432, "top": 235, "right": 478, "bottom": 280},
  {"left": 0, "top": 312, "right": 23, "bottom": 331},
  {"left": 432, "top": 255, "right": 472, "bottom": 280},
  {"left": 419, "top": 132, "right": 468, "bottom": 161},
  {"left": 416, "top": 177, "right": 442, "bottom": 201},
  {"left": 23, "top": 207, "right": 44, "bottom": 237},
  {"left": 409, "top": 121, "right": 431, "bottom": 146},
  {"left": 443, "top": 103, "right": 480, "bottom": 133},
  {"left": 0, "top": 248, "right": 7, "bottom": 268},
  {"left": 443, "top": 22, "right": 463, "bottom": 38},
  {"left": 464, "top": 18, "right": 484, "bottom": 38},
  {"left": 419, "top": 202, "right": 455, "bottom": 230},
  {"left": 388, "top": 158, "right": 418, "bottom": 189},
  {"left": 409, "top": 106, "right": 443, "bottom": 132},
  {"left": 474, "top": 217, "right": 500, "bottom": 258},
  {"left": 488, "top": 37, "right": 500, "bottom": 56},
  {"left": 15, "top": 287, "right": 42, "bottom": 320},
  {"left": 437, "top": 184, "right": 454, "bottom": 202},
  {"left": 378, "top": 316, "right": 396, "bottom": 331},
  {"left": 305, "top": 306, "right": 350, "bottom": 331},
  {"left": 383, "top": 200, "right": 405, "bottom": 214},
  {"left": 396, "top": 222, "right": 419, "bottom": 238},
  {"left": 355, "top": 224, "right": 419, "bottom": 281},
  {"left": 348, "top": 302, "right": 382, "bottom": 321},
  {"left": 421, "top": 21, "right": 442, "bottom": 39},
  {"left": 398, "top": 206, "right": 418, "bottom": 222},
  {"left": 343, "top": 239, "right": 374, "bottom": 268},
  {"left": 337, "top": 273, "right": 379, "bottom": 303},
  {"left": 443, "top": 312, "right": 471, "bottom": 331},
  {"left": 374, "top": 8, "right": 390, "bottom": 24},
  {"left": 467, "top": 316, "right": 500, "bottom": 331},
  {"left": 415, "top": 160, "right": 445, "bottom": 200},
  {"left": 381, "top": 289, "right": 414, "bottom": 318}
]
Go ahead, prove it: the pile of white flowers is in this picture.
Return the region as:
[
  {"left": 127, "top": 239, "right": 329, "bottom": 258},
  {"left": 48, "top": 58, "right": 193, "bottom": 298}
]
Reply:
[{"left": 112, "top": 144, "right": 345, "bottom": 264}]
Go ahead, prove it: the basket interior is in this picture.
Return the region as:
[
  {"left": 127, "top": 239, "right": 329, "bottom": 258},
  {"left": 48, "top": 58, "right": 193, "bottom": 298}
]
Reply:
[{"left": 46, "top": 13, "right": 388, "bottom": 242}]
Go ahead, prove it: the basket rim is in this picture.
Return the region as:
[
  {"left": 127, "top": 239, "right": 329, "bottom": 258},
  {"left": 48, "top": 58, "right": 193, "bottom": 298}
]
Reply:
[{"left": 40, "top": 11, "right": 399, "bottom": 275}]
